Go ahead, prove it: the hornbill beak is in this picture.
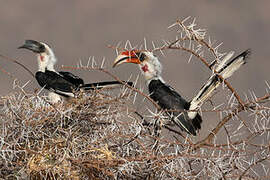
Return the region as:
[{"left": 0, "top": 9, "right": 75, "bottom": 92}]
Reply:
[
  {"left": 18, "top": 40, "right": 45, "bottom": 53},
  {"left": 113, "top": 50, "right": 141, "bottom": 68}
]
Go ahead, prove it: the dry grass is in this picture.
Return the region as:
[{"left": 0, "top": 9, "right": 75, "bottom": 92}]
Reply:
[{"left": 0, "top": 17, "right": 270, "bottom": 179}]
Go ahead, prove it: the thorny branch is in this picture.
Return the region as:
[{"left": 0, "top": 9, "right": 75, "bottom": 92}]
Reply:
[{"left": 0, "top": 53, "right": 35, "bottom": 78}]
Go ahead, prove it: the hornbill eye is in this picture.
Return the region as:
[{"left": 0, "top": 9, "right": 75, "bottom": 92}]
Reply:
[{"left": 135, "top": 52, "right": 146, "bottom": 62}]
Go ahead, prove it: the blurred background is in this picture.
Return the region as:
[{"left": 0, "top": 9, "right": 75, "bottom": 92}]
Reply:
[{"left": 0, "top": 1, "right": 269, "bottom": 136}]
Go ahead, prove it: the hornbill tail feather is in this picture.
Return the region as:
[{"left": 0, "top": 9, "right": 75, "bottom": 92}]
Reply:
[
  {"left": 173, "top": 113, "right": 202, "bottom": 136},
  {"left": 80, "top": 81, "right": 133, "bottom": 90},
  {"left": 189, "top": 49, "right": 251, "bottom": 116},
  {"left": 218, "top": 49, "right": 251, "bottom": 79},
  {"left": 173, "top": 114, "right": 200, "bottom": 136},
  {"left": 192, "top": 113, "right": 202, "bottom": 130}
]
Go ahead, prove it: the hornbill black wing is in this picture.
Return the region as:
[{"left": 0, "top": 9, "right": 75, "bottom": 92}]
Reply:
[
  {"left": 148, "top": 79, "right": 202, "bottom": 135},
  {"left": 35, "top": 71, "right": 77, "bottom": 97},
  {"left": 80, "top": 81, "right": 133, "bottom": 90},
  {"left": 58, "top": 71, "right": 84, "bottom": 87}
]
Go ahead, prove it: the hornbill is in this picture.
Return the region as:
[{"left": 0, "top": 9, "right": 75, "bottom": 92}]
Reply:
[
  {"left": 18, "top": 40, "right": 133, "bottom": 103},
  {"left": 113, "top": 49, "right": 251, "bottom": 135}
]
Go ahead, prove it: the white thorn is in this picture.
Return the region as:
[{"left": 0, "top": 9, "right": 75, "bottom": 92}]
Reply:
[
  {"left": 115, "top": 41, "right": 122, "bottom": 55},
  {"left": 182, "top": 16, "right": 191, "bottom": 24},
  {"left": 144, "top": 38, "right": 147, "bottom": 50},
  {"left": 87, "top": 56, "right": 91, "bottom": 68},
  {"left": 160, "top": 49, "right": 165, "bottom": 57},
  {"left": 151, "top": 41, "right": 156, "bottom": 50},
  {"left": 101, "top": 57, "right": 106, "bottom": 68},
  {"left": 168, "top": 22, "right": 178, "bottom": 29},
  {"left": 91, "top": 56, "right": 97, "bottom": 68},
  {"left": 265, "top": 80, "right": 270, "bottom": 91},
  {"left": 79, "top": 59, "right": 83, "bottom": 68},
  {"left": 188, "top": 54, "right": 193, "bottom": 63},
  {"left": 21, "top": 80, "right": 31, "bottom": 89}
]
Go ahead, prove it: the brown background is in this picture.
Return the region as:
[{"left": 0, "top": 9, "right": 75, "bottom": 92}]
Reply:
[{"left": 0, "top": 1, "right": 269, "bottom": 117}]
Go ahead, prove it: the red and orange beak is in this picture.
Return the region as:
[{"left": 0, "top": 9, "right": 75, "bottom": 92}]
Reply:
[{"left": 113, "top": 50, "right": 141, "bottom": 68}]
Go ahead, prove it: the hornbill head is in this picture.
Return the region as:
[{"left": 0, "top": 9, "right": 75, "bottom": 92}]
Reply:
[
  {"left": 113, "top": 50, "right": 163, "bottom": 81},
  {"left": 18, "top": 40, "right": 46, "bottom": 53},
  {"left": 18, "top": 40, "right": 57, "bottom": 71}
]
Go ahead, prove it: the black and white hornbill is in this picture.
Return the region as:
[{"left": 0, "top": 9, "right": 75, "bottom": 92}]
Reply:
[
  {"left": 18, "top": 40, "right": 132, "bottom": 103},
  {"left": 113, "top": 49, "right": 251, "bottom": 135}
]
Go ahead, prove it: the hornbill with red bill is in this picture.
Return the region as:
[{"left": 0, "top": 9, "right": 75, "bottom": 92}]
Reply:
[
  {"left": 18, "top": 40, "right": 133, "bottom": 103},
  {"left": 113, "top": 49, "right": 251, "bottom": 135}
]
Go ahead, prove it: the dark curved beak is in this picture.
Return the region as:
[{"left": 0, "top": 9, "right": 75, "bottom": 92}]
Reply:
[{"left": 18, "top": 40, "right": 45, "bottom": 53}]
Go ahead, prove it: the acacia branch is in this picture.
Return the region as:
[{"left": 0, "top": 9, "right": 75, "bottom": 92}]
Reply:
[
  {"left": 193, "top": 93, "right": 270, "bottom": 150},
  {"left": 0, "top": 54, "right": 35, "bottom": 78}
]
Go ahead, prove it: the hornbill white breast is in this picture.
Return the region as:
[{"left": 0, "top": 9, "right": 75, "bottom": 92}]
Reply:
[
  {"left": 113, "top": 49, "right": 251, "bottom": 135},
  {"left": 18, "top": 40, "right": 133, "bottom": 103}
]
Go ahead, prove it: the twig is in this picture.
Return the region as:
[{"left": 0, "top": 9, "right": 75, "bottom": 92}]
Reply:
[
  {"left": 193, "top": 93, "right": 270, "bottom": 150},
  {"left": 0, "top": 54, "right": 35, "bottom": 78},
  {"left": 238, "top": 156, "right": 270, "bottom": 180}
]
